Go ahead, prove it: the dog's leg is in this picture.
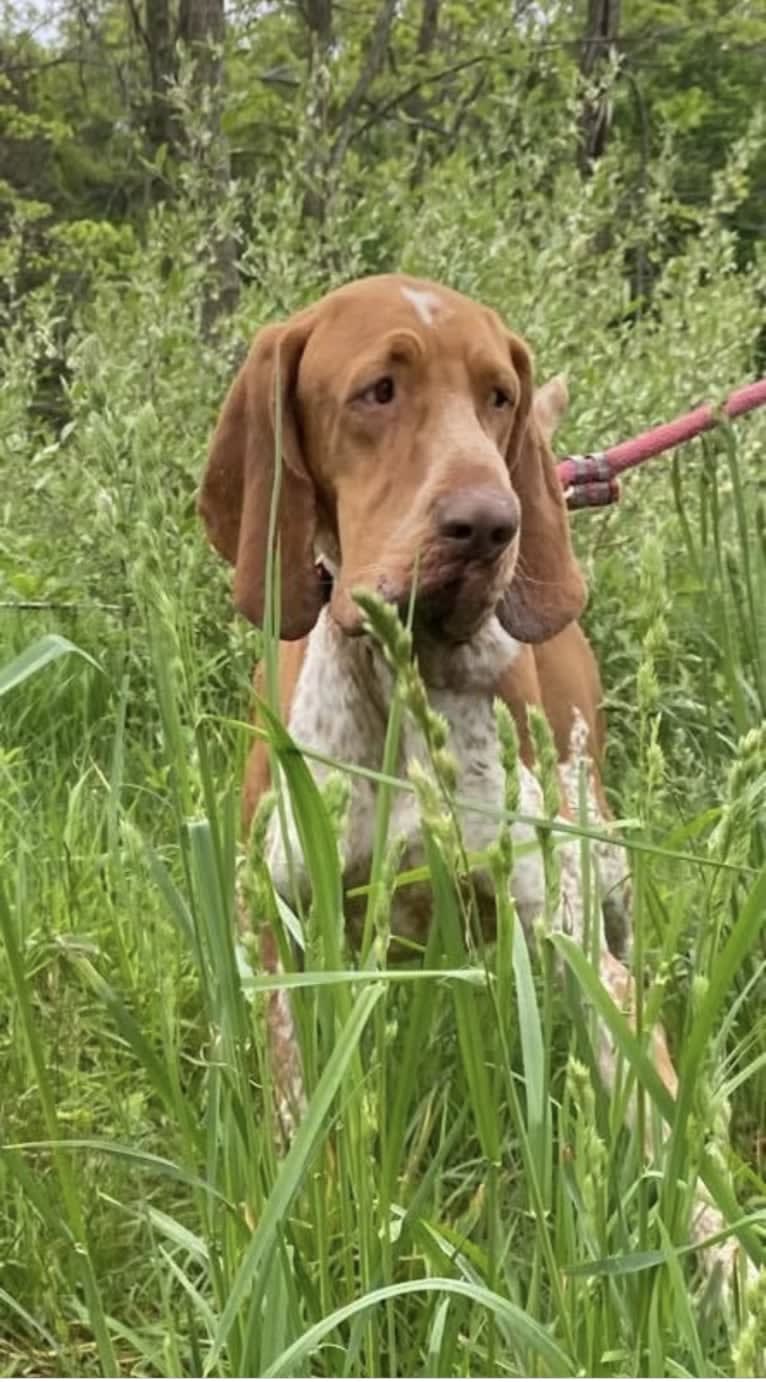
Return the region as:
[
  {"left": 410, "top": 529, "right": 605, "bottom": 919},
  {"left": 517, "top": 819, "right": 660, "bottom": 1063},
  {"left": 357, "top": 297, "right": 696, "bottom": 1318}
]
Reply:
[
  {"left": 510, "top": 743, "right": 744, "bottom": 1293},
  {"left": 259, "top": 921, "right": 307, "bottom": 1146},
  {"left": 236, "top": 870, "right": 307, "bottom": 1149},
  {"left": 556, "top": 708, "right": 633, "bottom": 960},
  {"left": 240, "top": 647, "right": 312, "bottom": 1150},
  {"left": 551, "top": 742, "right": 747, "bottom": 1297},
  {"left": 594, "top": 941, "right": 745, "bottom": 1292}
]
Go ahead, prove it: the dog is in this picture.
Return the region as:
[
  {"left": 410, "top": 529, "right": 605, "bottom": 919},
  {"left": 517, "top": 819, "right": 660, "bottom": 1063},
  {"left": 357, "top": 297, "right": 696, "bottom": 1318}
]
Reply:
[{"left": 199, "top": 273, "right": 745, "bottom": 1289}]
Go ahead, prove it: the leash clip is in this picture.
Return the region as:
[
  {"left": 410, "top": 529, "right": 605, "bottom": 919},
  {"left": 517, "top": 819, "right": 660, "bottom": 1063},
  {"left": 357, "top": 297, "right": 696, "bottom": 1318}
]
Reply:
[{"left": 563, "top": 452, "right": 620, "bottom": 510}]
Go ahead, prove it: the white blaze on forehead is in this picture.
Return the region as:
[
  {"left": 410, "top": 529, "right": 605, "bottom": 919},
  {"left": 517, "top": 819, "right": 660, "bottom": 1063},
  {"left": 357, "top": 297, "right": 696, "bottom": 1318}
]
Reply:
[{"left": 401, "top": 286, "right": 443, "bottom": 327}]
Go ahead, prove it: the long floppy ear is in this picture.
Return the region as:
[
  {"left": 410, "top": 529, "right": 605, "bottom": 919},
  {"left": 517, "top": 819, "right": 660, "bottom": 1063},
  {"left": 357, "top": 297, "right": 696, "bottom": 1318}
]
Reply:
[
  {"left": 533, "top": 373, "right": 569, "bottom": 445},
  {"left": 198, "top": 310, "right": 323, "bottom": 640},
  {"left": 497, "top": 341, "right": 586, "bottom": 643}
]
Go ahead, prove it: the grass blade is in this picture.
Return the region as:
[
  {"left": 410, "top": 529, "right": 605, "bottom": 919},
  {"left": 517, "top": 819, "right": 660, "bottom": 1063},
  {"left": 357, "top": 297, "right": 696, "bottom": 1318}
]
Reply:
[
  {"left": 262, "top": 1276, "right": 574, "bottom": 1377},
  {"left": 0, "top": 882, "right": 118, "bottom": 1374},
  {"left": 205, "top": 982, "right": 384, "bottom": 1371},
  {"left": 0, "top": 633, "right": 100, "bottom": 697}
]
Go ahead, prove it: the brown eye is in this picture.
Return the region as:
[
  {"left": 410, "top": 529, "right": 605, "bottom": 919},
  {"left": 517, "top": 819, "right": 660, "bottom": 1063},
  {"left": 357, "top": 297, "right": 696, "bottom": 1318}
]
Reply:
[
  {"left": 491, "top": 387, "right": 513, "bottom": 409},
  {"left": 360, "top": 376, "right": 395, "bottom": 405}
]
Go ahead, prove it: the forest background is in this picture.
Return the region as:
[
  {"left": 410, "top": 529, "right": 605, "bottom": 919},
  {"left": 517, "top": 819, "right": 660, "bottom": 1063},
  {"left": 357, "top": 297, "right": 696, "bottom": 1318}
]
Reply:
[{"left": 2, "top": 0, "right": 766, "bottom": 1376}]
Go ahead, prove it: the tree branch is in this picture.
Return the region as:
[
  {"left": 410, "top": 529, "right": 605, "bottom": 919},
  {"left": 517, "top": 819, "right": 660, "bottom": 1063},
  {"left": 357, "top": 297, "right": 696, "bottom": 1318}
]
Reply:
[
  {"left": 349, "top": 52, "right": 492, "bottom": 147},
  {"left": 124, "top": 0, "right": 149, "bottom": 52},
  {"left": 329, "top": 0, "right": 398, "bottom": 170}
]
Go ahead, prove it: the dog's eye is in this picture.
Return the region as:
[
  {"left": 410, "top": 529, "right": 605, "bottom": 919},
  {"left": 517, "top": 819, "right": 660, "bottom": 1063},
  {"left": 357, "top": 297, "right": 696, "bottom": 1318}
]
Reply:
[
  {"left": 359, "top": 376, "right": 395, "bottom": 406},
  {"left": 491, "top": 387, "right": 513, "bottom": 409}
]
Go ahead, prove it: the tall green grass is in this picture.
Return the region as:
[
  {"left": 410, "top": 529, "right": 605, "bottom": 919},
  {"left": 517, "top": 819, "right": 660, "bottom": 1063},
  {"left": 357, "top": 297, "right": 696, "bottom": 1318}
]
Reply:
[
  {"left": 2, "top": 407, "right": 765, "bottom": 1378},
  {"left": 1, "top": 149, "right": 765, "bottom": 1375}
]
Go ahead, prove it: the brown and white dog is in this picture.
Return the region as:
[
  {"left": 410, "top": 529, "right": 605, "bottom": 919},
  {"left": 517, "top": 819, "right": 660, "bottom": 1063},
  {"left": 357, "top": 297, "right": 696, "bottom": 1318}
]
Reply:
[{"left": 199, "top": 273, "right": 741, "bottom": 1285}]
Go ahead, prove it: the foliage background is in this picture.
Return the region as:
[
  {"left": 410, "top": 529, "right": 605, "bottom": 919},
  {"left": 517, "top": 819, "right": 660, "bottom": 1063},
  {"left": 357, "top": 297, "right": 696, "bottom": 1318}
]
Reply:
[{"left": 1, "top": 0, "right": 765, "bottom": 1375}]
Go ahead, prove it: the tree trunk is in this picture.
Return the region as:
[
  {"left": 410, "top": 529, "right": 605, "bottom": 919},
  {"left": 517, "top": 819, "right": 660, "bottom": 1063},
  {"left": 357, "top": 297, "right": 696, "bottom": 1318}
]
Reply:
[
  {"left": 299, "top": 0, "right": 398, "bottom": 229},
  {"left": 145, "top": 0, "right": 178, "bottom": 154},
  {"left": 417, "top": 0, "right": 440, "bottom": 57},
  {"left": 407, "top": 0, "right": 442, "bottom": 187},
  {"left": 578, "top": 0, "right": 621, "bottom": 175},
  {"left": 300, "top": 0, "right": 335, "bottom": 225},
  {"left": 178, "top": 0, "right": 239, "bottom": 333},
  {"left": 179, "top": 0, "right": 225, "bottom": 90}
]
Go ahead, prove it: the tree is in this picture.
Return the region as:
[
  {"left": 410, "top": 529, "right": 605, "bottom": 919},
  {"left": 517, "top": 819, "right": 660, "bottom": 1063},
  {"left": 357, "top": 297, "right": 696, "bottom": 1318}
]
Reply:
[
  {"left": 298, "top": 0, "right": 399, "bottom": 229},
  {"left": 178, "top": 0, "right": 239, "bottom": 331},
  {"left": 578, "top": 0, "right": 621, "bottom": 174},
  {"left": 126, "top": 0, "right": 178, "bottom": 160}
]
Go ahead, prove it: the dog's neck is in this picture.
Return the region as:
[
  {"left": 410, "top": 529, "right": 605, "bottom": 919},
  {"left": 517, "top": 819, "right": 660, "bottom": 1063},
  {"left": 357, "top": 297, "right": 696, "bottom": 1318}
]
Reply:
[
  {"left": 279, "top": 610, "right": 522, "bottom": 782},
  {"left": 266, "top": 606, "right": 616, "bottom": 957},
  {"left": 313, "top": 545, "right": 520, "bottom": 692},
  {"left": 267, "top": 606, "right": 528, "bottom": 939},
  {"left": 394, "top": 616, "right": 521, "bottom": 693},
  {"left": 318, "top": 602, "right": 520, "bottom": 695}
]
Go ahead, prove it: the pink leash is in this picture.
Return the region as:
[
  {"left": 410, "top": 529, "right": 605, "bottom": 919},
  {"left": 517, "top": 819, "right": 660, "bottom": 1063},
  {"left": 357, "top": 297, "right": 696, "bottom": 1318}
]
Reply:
[{"left": 558, "top": 377, "right": 766, "bottom": 510}]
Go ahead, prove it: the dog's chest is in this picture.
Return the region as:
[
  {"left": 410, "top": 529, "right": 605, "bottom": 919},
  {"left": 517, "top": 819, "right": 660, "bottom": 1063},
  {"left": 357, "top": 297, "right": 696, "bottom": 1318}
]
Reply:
[{"left": 265, "top": 612, "right": 544, "bottom": 943}]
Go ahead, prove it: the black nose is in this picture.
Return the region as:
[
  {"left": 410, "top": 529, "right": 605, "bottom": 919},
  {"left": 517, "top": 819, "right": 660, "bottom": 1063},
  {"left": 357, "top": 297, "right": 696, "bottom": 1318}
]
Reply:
[{"left": 436, "top": 487, "right": 519, "bottom": 561}]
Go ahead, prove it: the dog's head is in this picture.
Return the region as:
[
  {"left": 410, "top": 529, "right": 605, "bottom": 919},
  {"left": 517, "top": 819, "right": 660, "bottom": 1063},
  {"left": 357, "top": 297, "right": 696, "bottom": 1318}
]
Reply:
[{"left": 199, "top": 275, "right": 585, "bottom": 644}]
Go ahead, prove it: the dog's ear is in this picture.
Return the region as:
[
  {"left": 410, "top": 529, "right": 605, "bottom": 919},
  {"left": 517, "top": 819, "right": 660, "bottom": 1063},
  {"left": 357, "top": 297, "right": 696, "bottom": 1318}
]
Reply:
[
  {"left": 198, "top": 310, "right": 323, "bottom": 640},
  {"left": 533, "top": 373, "right": 569, "bottom": 445},
  {"left": 498, "top": 342, "right": 585, "bottom": 643}
]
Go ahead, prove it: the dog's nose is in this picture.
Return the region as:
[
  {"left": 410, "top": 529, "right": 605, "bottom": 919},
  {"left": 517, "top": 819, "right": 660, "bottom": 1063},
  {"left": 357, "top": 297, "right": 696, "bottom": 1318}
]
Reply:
[{"left": 437, "top": 488, "right": 519, "bottom": 561}]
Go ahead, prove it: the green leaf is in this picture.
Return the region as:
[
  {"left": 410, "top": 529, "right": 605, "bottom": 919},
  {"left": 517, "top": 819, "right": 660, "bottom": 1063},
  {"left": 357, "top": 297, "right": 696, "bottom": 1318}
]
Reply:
[
  {"left": 205, "top": 983, "right": 384, "bottom": 1371},
  {"left": 263, "top": 1276, "right": 574, "bottom": 1377},
  {"left": 0, "top": 634, "right": 100, "bottom": 698}
]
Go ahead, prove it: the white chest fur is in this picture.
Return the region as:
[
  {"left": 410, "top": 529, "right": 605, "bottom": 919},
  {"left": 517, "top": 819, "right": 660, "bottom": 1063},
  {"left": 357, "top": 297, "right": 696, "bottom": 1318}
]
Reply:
[{"left": 265, "top": 610, "right": 580, "bottom": 946}]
